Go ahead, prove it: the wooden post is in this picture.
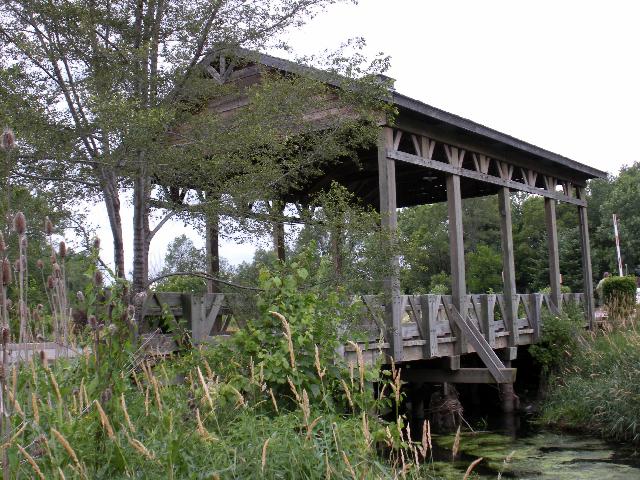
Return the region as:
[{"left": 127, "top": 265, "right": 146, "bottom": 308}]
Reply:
[
  {"left": 498, "top": 188, "right": 519, "bottom": 346},
  {"left": 480, "top": 294, "right": 496, "bottom": 347},
  {"left": 577, "top": 188, "right": 595, "bottom": 328},
  {"left": 544, "top": 198, "right": 562, "bottom": 311},
  {"left": 378, "top": 126, "right": 403, "bottom": 362},
  {"left": 446, "top": 173, "right": 466, "bottom": 354}
]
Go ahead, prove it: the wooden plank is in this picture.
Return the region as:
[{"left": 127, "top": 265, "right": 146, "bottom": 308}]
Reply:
[
  {"left": 387, "top": 149, "right": 587, "bottom": 206},
  {"left": 420, "top": 295, "right": 440, "bottom": 358},
  {"left": 479, "top": 294, "right": 496, "bottom": 346},
  {"left": 498, "top": 187, "right": 519, "bottom": 346},
  {"left": 577, "top": 188, "right": 596, "bottom": 329},
  {"left": 378, "top": 127, "right": 403, "bottom": 361},
  {"left": 529, "top": 293, "right": 543, "bottom": 341},
  {"left": 545, "top": 198, "right": 562, "bottom": 311},
  {"left": 445, "top": 304, "right": 508, "bottom": 383},
  {"left": 203, "top": 293, "right": 225, "bottom": 337},
  {"left": 446, "top": 172, "right": 467, "bottom": 354},
  {"left": 401, "top": 367, "right": 517, "bottom": 384}
]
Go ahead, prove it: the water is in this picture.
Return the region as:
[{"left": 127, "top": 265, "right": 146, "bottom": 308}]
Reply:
[{"left": 425, "top": 417, "right": 640, "bottom": 479}]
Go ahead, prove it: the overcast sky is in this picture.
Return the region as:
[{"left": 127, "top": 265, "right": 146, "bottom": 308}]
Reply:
[{"left": 87, "top": 0, "right": 640, "bottom": 274}]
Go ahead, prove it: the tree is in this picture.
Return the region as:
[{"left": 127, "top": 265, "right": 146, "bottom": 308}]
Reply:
[
  {"left": 467, "top": 244, "right": 503, "bottom": 293},
  {"left": 1, "top": 0, "right": 389, "bottom": 296}
]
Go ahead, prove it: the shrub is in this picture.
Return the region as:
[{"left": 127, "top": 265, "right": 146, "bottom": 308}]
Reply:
[{"left": 602, "top": 275, "right": 637, "bottom": 305}]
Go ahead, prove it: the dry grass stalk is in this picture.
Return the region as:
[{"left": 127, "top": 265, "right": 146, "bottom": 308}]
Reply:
[
  {"left": 195, "top": 408, "right": 216, "bottom": 441},
  {"left": 203, "top": 358, "right": 214, "bottom": 381},
  {"left": 94, "top": 401, "right": 115, "bottom": 440},
  {"left": 451, "top": 425, "right": 461, "bottom": 460},
  {"left": 340, "top": 379, "right": 354, "bottom": 409},
  {"left": 120, "top": 394, "right": 135, "bottom": 433},
  {"left": 17, "top": 443, "right": 46, "bottom": 480},
  {"left": 361, "top": 412, "right": 371, "bottom": 448},
  {"left": 196, "top": 366, "right": 213, "bottom": 410},
  {"left": 127, "top": 435, "right": 156, "bottom": 461},
  {"left": 347, "top": 341, "right": 365, "bottom": 392},
  {"left": 227, "top": 385, "right": 245, "bottom": 408},
  {"left": 287, "top": 376, "right": 301, "bottom": 402},
  {"left": 314, "top": 345, "right": 325, "bottom": 381},
  {"left": 463, "top": 457, "right": 484, "bottom": 480},
  {"left": 48, "top": 369, "right": 63, "bottom": 405},
  {"left": 150, "top": 374, "right": 163, "bottom": 414},
  {"left": 8, "top": 389, "right": 24, "bottom": 417},
  {"left": 325, "top": 451, "right": 331, "bottom": 480},
  {"left": 419, "top": 420, "right": 431, "bottom": 458},
  {"left": 144, "top": 386, "right": 150, "bottom": 417},
  {"left": 0, "top": 422, "right": 25, "bottom": 449},
  {"left": 270, "top": 311, "right": 296, "bottom": 370},
  {"left": 341, "top": 450, "right": 357, "bottom": 480},
  {"left": 51, "top": 428, "right": 85, "bottom": 478},
  {"left": 268, "top": 388, "right": 279, "bottom": 413},
  {"left": 31, "top": 392, "right": 40, "bottom": 424},
  {"left": 261, "top": 437, "right": 270, "bottom": 474},
  {"left": 57, "top": 466, "right": 67, "bottom": 480}
]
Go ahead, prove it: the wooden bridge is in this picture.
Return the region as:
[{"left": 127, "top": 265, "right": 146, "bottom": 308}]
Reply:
[{"left": 140, "top": 290, "right": 587, "bottom": 386}]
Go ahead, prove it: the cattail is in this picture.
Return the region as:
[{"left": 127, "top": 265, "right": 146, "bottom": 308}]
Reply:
[
  {"left": 59, "top": 241, "right": 67, "bottom": 258},
  {"left": 1, "top": 127, "right": 15, "bottom": 151},
  {"left": 92, "top": 236, "right": 100, "bottom": 250},
  {"left": 77, "top": 291, "right": 85, "bottom": 303},
  {"left": 94, "top": 270, "right": 103, "bottom": 286},
  {"left": 2, "top": 257, "right": 11, "bottom": 285},
  {"left": 44, "top": 216, "right": 54, "bottom": 236},
  {"left": 36, "top": 259, "right": 44, "bottom": 270},
  {"left": 13, "top": 211, "right": 26, "bottom": 235}
]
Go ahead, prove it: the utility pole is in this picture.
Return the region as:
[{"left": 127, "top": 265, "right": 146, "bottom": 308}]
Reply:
[{"left": 613, "top": 214, "right": 623, "bottom": 276}]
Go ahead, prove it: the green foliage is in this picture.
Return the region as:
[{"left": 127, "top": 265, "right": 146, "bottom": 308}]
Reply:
[
  {"left": 467, "top": 244, "right": 503, "bottom": 293},
  {"left": 528, "top": 303, "right": 584, "bottom": 374},
  {"left": 602, "top": 275, "right": 637, "bottom": 305}
]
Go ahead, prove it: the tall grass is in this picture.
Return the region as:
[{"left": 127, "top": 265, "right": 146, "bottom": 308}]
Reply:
[{"left": 541, "top": 307, "right": 640, "bottom": 443}]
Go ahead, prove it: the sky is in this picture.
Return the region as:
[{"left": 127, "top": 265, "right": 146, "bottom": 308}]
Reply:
[{"left": 86, "top": 0, "right": 640, "bottom": 275}]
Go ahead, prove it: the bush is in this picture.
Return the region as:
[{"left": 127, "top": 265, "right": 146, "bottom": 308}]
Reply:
[{"left": 602, "top": 275, "right": 637, "bottom": 305}]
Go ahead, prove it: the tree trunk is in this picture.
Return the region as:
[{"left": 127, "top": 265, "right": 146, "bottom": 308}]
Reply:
[
  {"left": 132, "top": 171, "right": 151, "bottom": 295},
  {"left": 100, "top": 169, "right": 126, "bottom": 278},
  {"left": 205, "top": 208, "right": 220, "bottom": 293},
  {"left": 272, "top": 201, "right": 286, "bottom": 262}
]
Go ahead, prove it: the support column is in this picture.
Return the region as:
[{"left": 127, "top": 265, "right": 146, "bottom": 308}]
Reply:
[
  {"left": 446, "top": 173, "right": 466, "bottom": 355},
  {"left": 577, "top": 188, "right": 595, "bottom": 328},
  {"left": 498, "top": 188, "right": 519, "bottom": 346},
  {"left": 378, "top": 126, "right": 403, "bottom": 362},
  {"left": 544, "top": 198, "right": 562, "bottom": 311}
]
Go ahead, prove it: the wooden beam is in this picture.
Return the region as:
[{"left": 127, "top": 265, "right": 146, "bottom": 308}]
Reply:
[
  {"left": 577, "top": 188, "right": 596, "bottom": 328},
  {"left": 498, "top": 188, "right": 519, "bottom": 346},
  {"left": 545, "top": 198, "right": 562, "bottom": 311},
  {"left": 420, "top": 295, "right": 440, "bottom": 358},
  {"left": 378, "top": 127, "right": 403, "bottom": 361},
  {"left": 446, "top": 173, "right": 466, "bottom": 354},
  {"left": 479, "top": 294, "right": 496, "bottom": 346},
  {"left": 386, "top": 149, "right": 586, "bottom": 206},
  {"left": 401, "top": 367, "right": 517, "bottom": 384}
]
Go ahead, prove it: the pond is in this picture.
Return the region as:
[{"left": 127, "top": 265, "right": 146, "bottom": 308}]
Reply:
[{"left": 425, "top": 416, "right": 640, "bottom": 479}]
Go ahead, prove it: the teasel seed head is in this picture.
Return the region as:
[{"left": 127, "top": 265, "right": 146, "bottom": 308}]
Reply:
[
  {"left": 13, "top": 211, "right": 26, "bottom": 235},
  {"left": 88, "top": 315, "right": 97, "bottom": 330},
  {"left": 33, "top": 309, "right": 41, "bottom": 323},
  {"left": 36, "top": 259, "right": 44, "bottom": 270},
  {"left": 1, "top": 327, "right": 9, "bottom": 346},
  {"left": 76, "top": 291, "right": 85, "bottom": 303},
  {"left": 37, "top": 303, "right": 43, "bottom": 313},
  {"left": 94, "top": 270, "right": 103, "bottom": 286},
  {"left": 13, "top": 258, "right": 20, "bottom": 272},
  {"left": 2, "top": 258, "right": 12, "bottom": 285},
  {"left": 58, "top": 241, "right": 66, "bottom": 259},
  {"left": 44, "top": 217, "right": 54, "bottom": 236},
  {"left": 92, "top": 237, "right": 100, "bottom": 250},
  {"left": 53, "top": 263, "right": 61, "bottom": 279},
  {"left": 47, "top": 275, "right": 55, "bottom": 290}
]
